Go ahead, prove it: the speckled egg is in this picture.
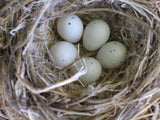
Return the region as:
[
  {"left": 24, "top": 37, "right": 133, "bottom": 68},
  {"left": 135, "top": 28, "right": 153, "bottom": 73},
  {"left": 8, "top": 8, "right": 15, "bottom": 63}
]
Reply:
[
  {"left": 70, "top": 57, "right": 102, "bottom": 84},
  {"left": 57, "top": 15, "right": 83, "bottom": 43},
  {"left": 50, "top": 41, "right": 78, "bottom": 68},
  {"left": 96, "top": 41, "right": 127, "bottom": 69},
  {"left": 83, "top": 19, "right": 110, "bottom": 51}
]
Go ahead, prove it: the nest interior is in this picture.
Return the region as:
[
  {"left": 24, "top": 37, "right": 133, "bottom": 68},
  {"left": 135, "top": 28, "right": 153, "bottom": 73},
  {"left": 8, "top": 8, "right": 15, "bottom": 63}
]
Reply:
[{"left": 0, "top": 0, "right": 160, "bottom": 120}]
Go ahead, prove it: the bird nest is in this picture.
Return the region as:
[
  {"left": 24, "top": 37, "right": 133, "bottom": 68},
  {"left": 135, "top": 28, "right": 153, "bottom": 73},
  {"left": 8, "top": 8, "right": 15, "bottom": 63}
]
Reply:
[{"left": 0, "top": 0, "right": 160, "bottom": 120}]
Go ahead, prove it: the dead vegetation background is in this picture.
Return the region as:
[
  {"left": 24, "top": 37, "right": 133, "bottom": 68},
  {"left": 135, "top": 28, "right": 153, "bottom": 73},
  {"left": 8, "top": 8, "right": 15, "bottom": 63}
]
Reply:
[{"left": 0, "top": 0, "right": 160, "bottom": 120}]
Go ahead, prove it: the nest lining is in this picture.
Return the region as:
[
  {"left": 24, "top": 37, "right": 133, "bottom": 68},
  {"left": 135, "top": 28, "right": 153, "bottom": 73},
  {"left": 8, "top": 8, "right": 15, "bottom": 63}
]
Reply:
[{"left": 0, "top": 0, "right": 160, "bottom": 120}]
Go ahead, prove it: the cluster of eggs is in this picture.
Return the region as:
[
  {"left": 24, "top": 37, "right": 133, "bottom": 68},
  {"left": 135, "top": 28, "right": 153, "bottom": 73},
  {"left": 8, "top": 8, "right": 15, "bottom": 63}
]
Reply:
[{"left": 50, "top": 15, "right": 127, "bottom": 84}]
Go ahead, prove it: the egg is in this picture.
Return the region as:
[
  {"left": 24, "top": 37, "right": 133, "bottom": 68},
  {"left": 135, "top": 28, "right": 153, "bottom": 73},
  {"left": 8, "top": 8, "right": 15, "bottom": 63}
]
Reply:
[
  {"left": 83, "top": 19, "right": 110, "bottom": 51},
  {"left": 50, "top": 41, "right": 78, "bottom": 68},
  {"left": 57, "top": 14, "right": 83, "bottom": 43},
  {"left": 70, "top": 57, "right": 102, "bottom": 84},
  {"left": 96, "top": 41, "right": 127, "bottom": 69}
]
